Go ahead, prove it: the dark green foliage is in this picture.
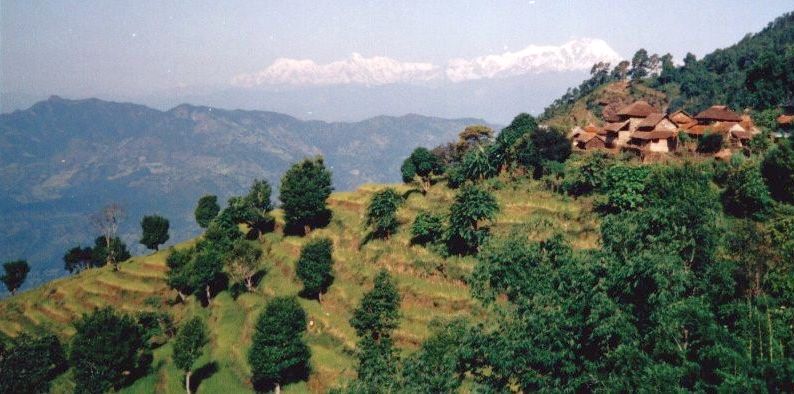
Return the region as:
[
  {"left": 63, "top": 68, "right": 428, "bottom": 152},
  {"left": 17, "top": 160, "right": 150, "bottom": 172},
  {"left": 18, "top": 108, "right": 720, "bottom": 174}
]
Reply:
[
  {"left": 348, "top": 270, "right": 401, "bottom": 392},
  {"left": 496, "top": 113, "right": 538, "bottom": 150},
  {"left": 350, "top": 270, "right": 400, "bottom": 340},
  {"left": 225, "top": 179, "right": 275, "bottom": 236},
  {"left": 71, "top": 307, "right": 147, "bottom": 394},
  {"left": 446, "top": 185, "right": 498, "bottom": 255},
  {"left": 596, "top": 164, "right": 650, "bottom": 213},
  {"left": 140, "top": 215, "right": 170, "bottom": 251},
  {"left": 248, "top": 297, "right": 310, "bottom": 391},
  {"left": 516, "top": 127, "right": 571, "bottom": 177},
  {"left": 202, "top": 212, "right": 241, "bottom": 254},
  {"left": 1, "top": 259, "right": 29, "bottom": 295},
  {"left": 194, "top": 195, "right": 220, "bottom": 228},
  {"left": 92, "top": 236, "right": 131, "bottom": 268},
  {"left": 0, "top": 333, "right": 66, "bottom": 394},
  {"left": 364, "top": 188, "right": 403, "bottom": 239},
  {"left": 189, "top": 247, "right": 224, "bottom": 304},
  {"left": 401, "top": 147, "right": 443, "bottom": 192},
  {"left": 166, "top": 247, "right": 195, "bottom": 301},
  {"left": 629, "top": 48, "right": 650, "bottom": 80},
  {"left": 561, "top": 151, "right": 613, "bottom": 196},
  {"left": 173, "top": 316, "right": 208, "bottom": 392},
  {"left": 295, "top": 238, "right": 334, "bottom": 300},
  {"left": 697, "top": 133, "right": 724, "bottom": 153},
  {"left": 410, "top": 211, "right": 444, "bottom": 246},
  {"left": 64, "top": 246, "right": 98, "bottom": 273},
  {"left": 401, "top": 319, "right": 469, "bottom": 393},
  {"left": 136, "top": 311, "right": 174, "bottom": 345},
  {"left": 761, "top": 139, "right": 794, "bottom": 203},
  {"left": 722, "top": 162, "right": 773, "bottom": 218},
  {"left": 226, "top": 239, "right": 263, "bottom": 291},
  {"left": 445, "top": 164, "right": 465, "bottom": 189},
  {"left": 279, "top": 157, "right": 333, "bottom": 233}
]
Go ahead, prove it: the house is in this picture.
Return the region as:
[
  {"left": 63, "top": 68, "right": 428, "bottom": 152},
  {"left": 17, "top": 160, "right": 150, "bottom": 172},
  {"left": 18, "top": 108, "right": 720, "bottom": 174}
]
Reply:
[
  {"left": 669, "top": 110, "right": 696, "bottom": 129},
  {"left": 574, "top": 131, "right": 606, "bottom": 150},
  {"left": 777, "top": 98, "right": 794, "bottom": 138},
  {"left": 694, "top": 105, "right": 742, "bottom": 125},
  {"left": 603, "top": 100, "right": 658, "bottom": 147},
  {"left": 625, "top": 113, "right": 678, "bottom": 153}
]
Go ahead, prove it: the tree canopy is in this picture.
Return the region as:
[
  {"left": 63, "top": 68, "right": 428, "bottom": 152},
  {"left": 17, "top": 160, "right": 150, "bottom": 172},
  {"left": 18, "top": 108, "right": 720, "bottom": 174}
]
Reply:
[
  {"left": 194, "top": 195, "right": 220, "bottom": 228},
  {"left": 1, "top": 259, "right": 29, "bottom": 295},
  {"left": 279, "top": 157, "right": 333, "bottom": 234},
  {"left": 140, "top": 214, "right": 170, "bottom": 251},
  {"left": 364, "top": 187, "right": 403, "bottom": 239},
  {"left": 295, "top": 237, "right": 334, "bottom": 300}
]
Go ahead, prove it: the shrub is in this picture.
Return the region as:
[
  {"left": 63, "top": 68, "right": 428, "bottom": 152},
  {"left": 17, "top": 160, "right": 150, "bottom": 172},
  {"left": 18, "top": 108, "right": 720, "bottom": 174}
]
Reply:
[{"left": 410, "top": 212, "right": 445, "bottom": 246}]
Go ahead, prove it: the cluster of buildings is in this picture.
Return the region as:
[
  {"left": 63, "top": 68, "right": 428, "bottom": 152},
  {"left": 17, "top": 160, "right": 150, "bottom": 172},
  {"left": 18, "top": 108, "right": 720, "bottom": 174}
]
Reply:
[{"left": 570, "top": 100, "right": 762, "bottom": 156}]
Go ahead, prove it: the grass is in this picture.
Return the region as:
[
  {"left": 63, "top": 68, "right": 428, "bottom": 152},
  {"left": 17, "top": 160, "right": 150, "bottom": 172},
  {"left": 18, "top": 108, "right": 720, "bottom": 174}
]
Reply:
[{"left": 0, "top": 178, "right": 598, "bottom": 393}]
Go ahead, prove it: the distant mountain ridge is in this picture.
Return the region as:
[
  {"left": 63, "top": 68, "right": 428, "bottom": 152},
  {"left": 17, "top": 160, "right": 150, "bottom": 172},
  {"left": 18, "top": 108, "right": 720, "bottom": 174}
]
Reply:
[{"left": 0, "top": 96, "right": 495, "bottom": 290}]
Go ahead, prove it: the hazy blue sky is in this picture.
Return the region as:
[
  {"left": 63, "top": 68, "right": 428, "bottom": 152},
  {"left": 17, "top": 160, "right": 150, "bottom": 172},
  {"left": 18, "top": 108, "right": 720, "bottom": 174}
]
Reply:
[{"left": 2, "top": 1, "right": 792, "bottom": 99}]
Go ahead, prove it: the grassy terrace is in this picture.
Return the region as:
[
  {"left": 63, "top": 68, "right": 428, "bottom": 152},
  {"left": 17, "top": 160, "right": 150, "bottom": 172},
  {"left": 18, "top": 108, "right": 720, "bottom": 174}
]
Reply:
[{"left": 0, "top": 178, "right": 599, "bottom": 393}]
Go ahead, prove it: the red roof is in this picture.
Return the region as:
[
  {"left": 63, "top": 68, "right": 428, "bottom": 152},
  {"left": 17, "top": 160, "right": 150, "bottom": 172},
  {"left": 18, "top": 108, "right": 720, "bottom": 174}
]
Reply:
[
  {"left": 604, "top": 120, "right": 630, "bottom": 133},
  {"left": 617, "top": 100, "right": 657, "bottom": 118},
  {"left": 583, "top": 123, "right": 600, "bottom": 133},
  {"left": 694, "top": 105, "right": 742, "bottom": 122},
  {"left": 669, "top": 110, "right": 694, "bottom": 125},
  {"left": 778, "top": 114, "right": 794, "bottom": 125}
]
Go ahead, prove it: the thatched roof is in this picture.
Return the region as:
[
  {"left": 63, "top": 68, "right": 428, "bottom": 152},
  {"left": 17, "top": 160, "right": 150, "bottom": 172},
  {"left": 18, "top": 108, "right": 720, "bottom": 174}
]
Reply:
[
  {"left": 617, "top": 100, "right": 657, "bottom": 118},
  {"left": 694, "top": 105, "right": 741, "bottom": 122},
  {"left": 604, "top": 120, "right": 630, "bottom": 133},
  {"left": 637, "top": 113, "right": 667, "bottom": 130}
]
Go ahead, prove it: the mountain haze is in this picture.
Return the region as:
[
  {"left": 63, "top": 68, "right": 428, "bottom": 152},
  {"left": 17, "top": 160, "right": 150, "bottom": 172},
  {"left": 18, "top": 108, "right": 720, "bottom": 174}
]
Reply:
[{"left": 0, "top": 97, "right": 494, "bottom": 289}]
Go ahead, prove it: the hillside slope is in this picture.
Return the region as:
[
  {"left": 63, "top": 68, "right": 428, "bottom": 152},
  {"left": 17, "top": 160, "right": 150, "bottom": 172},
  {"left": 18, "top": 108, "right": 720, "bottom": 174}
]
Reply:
[
  {"left": 0, "top": 97, "right": 495, "bottom": 290},
  {"left": 0, "top": 180, "right": 599, "bottom": 393}
]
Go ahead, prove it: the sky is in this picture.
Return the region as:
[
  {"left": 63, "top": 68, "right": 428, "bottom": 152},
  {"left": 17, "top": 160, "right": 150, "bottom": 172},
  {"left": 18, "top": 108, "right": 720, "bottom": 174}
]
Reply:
[{"left": 1, "top": 0, "right": 792, "bottom": 107}]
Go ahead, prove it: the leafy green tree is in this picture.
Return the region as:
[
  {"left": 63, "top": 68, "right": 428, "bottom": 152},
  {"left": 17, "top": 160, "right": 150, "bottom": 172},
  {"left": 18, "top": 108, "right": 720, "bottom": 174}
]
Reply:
[
  {"left": 194, "top": 195, "right": 220, "bottom": 228},
  {"left": 91, "top": 236, "right": 131, "bottom": 270},
  {"left": 295, "top": 238, "right": 334, "bottom": 301},
  {"left": 202, "top": 212, "right": 242, "bottom": 254},
  {"left": 629, "top": 48, "right": 650, "bottom": 80},
  {"left": 401, "top": 319, "right": 469, "bottom": 393},
  {"left": 225, "top": 179, "right": 275, "bottom": 237},
  {"left": 561, "top": 152, "right": 613, "bottom": 196},
  {"left": 140, "top": 215, "right": 170, "bottom": 251},
  {"left": 446, "top": 185, "right": 499, "bottom": 255},
  {"left": 349, "top": 270, "right": 401, "bottom": 392},
  {"left": 64, "top": 246, "right": 97, "bottom": 273},
  {"left": 1, "top": 260, "right": 29, "bottom": 295},
  {"left": 173, "top": 317, "right": 209, "bottom": 394},
  {"left": 445, "top": 163, "right": 465, "bottom": 189},
  {"left": 0, "top": 333, "right": 66, "bottom": 394},
  {"left": 410, "top": 211, "right": 445, "bottom": 246},
  {"left": 226, "top": 239, "right": 263, "bottom": 292},
  {"left": 516, "top": 128, "right": 571, "bottom": 177},
  {"left": 189, "top": 247, "right": 224, "bottom": 305},
  {"left": 722, "top": 162, "right": 773, "bottom": 218},
  {"left": 279, "top": 157, "right": 333, "bottom": 234},
  {"left": 364, "top": 188, "right": 403, "bottom": 239},
  {"left": 461, "top": 147, "right": 496, "bottom": 182},
  {"left": 71, "top": 307, "right": 146, "bottom": 394},
  {"left": 248, "top": 297, "right": 310, "bottom": 394},
  {"left": 401, "top": 147, "right": 444, "bottom": 193},
  {"left": 761, "top": 139, "right": 794, "bottom": 203},
  {"left": 596, "top": 164, "right": 650, "bottom": 213},
  {"left": 166, "top": 247, "right": 195, "bottom": 302}
]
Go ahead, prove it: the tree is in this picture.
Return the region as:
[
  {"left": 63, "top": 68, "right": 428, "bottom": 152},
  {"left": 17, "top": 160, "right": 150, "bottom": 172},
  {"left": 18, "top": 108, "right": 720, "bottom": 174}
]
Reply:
[
  {"left": 202, "top": 212, "right": 242, "bottom": 253},
  {"left": 71, "top": 307, "right": 146, "bottom": 394},
  {"left": 697, "top": 133, "right": 724, "bottom": 153},
  {"left": 457, "top": 125, "right": 494, "bottom": 151},
  {"left": 0, "top": 333, "right": 66, "bottom": 394},
  {"left": 91, "top": 203, "right": 125, "bottom": 268},
  {"left": 629, "top": 48, "right": 650, "bottom": 80},
  {"left": 226, "top": 239, "right": 263, "bottom": 291},
  {"left": 410, "top": 211, "right": 445, "bottom": 246},
  {"left": 225, "top": 179, "right": 275, "bottom": 237},
  {"left": 461, "top": 147, "right": 496, "bottom": 181},
  {"left": 91, "top": 236, "right": 131, "bottom": 270},
  {"left": 279, "top": 157, "right": 333, "bottom": 234},
  {"left": 140, "top": 215, "right": 170, "bottom": 251},
  {"left": 516, "top": 128, "right": 571, "bottom": 177},
  {"left": 364, "top": 188, "right": 403, "bottom": 239},
  {"left": 493, "top": 113, "right": 538, "bottom": 171},
  {"left": 64, "top": 246, "right": 97, "bottom": 273},
  {"left": 173, "top": 317, "right": 209, "bottom": 394},
  {"left": 611, "top": 60, "right": 630, "bottom": 80},
  {"left": 295, "top": 237, "right": 335, "bottom": 301},
  {"left": 401, "top": 147, "right": 443, "bottom": 193},
  {"left": 401, "top": 319, "right": 469, "bottom": 393},
  {"left": 348, "top": 270, "right": 401, "bottom": 392},
  {"left": 761, "top": 139, "right": 794, "bottom": 203},
  {"left": 1, "top": 260, "right": 29, "bottom": 295},
  {"left": 248, "top": 297, "right": 310, "bottom": 394},
  {"left": 166, "top": 247, "right": 195, "bottom": 302},
  {"left": 194, "top": 195, "right": 220, "bottom": 228},
  {"left": 722, "top": 162, "right": 773, "bottom": 218},
  {"left": 189, "top": 247, "right": 224, "bottom": 305},
  {"left": 446, "top": 185, "right": 499, "bottom": 255},
  {"left": 596, "top": 165, "right": 650, "bottom": 214}
]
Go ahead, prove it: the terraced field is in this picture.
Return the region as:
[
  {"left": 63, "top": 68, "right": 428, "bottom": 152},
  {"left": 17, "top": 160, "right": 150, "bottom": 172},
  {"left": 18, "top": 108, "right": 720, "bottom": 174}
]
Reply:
[{"left": 0, "top": 179, "right": 599, "bottom": 393}]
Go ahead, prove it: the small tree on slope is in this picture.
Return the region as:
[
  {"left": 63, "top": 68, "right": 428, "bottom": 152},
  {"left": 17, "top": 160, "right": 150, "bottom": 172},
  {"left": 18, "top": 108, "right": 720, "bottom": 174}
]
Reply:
[
  {"left": 173, "top": 317, "right": 209, "bottom": 394},
  {"left": 1, "top": 260, "right": 29, "bottom": 295},
  {"left": 140, "top": 214, "right": 170, "bottom": 251},
  {"left": 248, "top": 296, "right": 310, "bottom": 394},
  {"left": 295, "top": 237, "right": 334, "bottom": 301}
]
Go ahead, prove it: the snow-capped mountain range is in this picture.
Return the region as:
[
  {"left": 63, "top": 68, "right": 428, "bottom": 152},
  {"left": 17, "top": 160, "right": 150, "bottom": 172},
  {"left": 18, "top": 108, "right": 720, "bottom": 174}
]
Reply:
[{"left": 232, "top": 38, "right": 622, "bottom": 87}]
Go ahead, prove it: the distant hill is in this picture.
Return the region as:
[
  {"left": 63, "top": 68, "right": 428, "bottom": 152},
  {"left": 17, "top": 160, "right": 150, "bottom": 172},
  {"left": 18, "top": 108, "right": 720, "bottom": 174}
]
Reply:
[{"left": 0, "top": 97, "right": 495, "bottom": 290}]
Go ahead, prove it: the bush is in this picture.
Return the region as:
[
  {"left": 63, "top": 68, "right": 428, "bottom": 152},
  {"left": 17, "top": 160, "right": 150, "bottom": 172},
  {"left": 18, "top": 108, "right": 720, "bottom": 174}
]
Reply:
[
  {"left": 760, "top": 139, "right": 794, "bottom": 204},
  {"left": 722, "top": 162, "right": 773, "bottom": 218},
  {"left": 410, "top": 212, "right": 445, "bottom": 246},
  {"left": 696, "top": 133, "right": 724, "bottom": 153}
]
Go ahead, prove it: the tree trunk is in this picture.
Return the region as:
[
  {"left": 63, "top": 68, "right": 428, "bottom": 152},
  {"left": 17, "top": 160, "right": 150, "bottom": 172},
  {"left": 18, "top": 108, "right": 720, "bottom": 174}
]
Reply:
[
  {"left": 205, "top": 285, "right": 212, "bottom": 305},
  {"left": 10, "top": 288, "right": 16, "bottom": 296},
  {"left": 177, "top": 291, "right": 186, "bottom": 303},
  {"left": 185, "top": 371, "right": 192, "bottom": 394},
  {"left": 274, "top": 382, "right": 281, "bottom": 394},
  {"left": 318, "top": 291, "right": 323, "bottom": 304},
  {"left": 246, "top": 276, "right": 253, "bottom": 292},
  {"left": 304, "top": 224, "right": 311, "bottom": 235}
]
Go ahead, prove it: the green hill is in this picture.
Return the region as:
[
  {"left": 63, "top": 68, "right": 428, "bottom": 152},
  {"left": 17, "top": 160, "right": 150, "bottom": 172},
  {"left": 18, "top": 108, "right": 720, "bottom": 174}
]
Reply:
[{"left": 0, "top": 179, "right": 599, "bottom": 393}]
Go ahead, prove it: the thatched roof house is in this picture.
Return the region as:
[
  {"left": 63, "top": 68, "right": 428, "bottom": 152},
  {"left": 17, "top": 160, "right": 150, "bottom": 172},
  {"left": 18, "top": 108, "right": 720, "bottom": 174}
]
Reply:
[{"left": 694, "top": 105, "right": 742, "bottom": 124}]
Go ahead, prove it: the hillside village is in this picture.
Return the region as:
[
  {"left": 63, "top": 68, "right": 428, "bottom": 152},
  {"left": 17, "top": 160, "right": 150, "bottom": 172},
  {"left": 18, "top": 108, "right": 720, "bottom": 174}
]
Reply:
[{"left": 569, "top": 100, "right": 772, "bottom": 158}]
